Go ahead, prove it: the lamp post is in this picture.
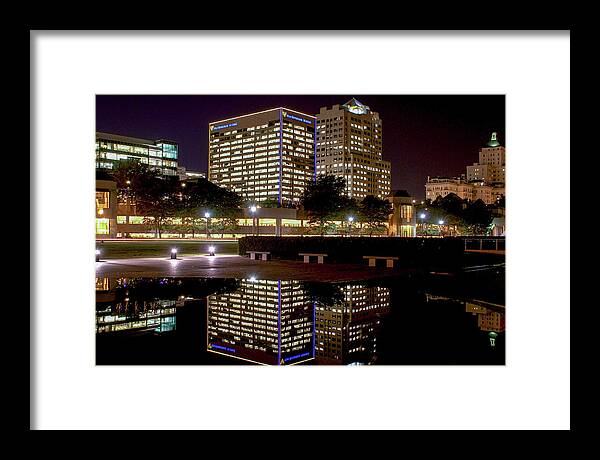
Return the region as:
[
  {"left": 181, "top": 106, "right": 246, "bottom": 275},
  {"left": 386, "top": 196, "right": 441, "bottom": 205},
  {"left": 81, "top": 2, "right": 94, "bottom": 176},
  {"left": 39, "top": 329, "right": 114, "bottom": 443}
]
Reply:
[
  {"left": 438, "top": 219, "right": 445, "bottom": 237},
  {"left": 419, "top": 213, "right": 427, "bottom": 236},
  {"left": 347, "top": 216, "right": 354, "bottom": 237},
  {"left": 250, "top": 205, "right": 257, "bottom": 236},
  {"left": 125, "top": 180, "right": 131, "bottom": 238},
  {"left": 204, "top": 211, "right": 211, "bottom": 238}
]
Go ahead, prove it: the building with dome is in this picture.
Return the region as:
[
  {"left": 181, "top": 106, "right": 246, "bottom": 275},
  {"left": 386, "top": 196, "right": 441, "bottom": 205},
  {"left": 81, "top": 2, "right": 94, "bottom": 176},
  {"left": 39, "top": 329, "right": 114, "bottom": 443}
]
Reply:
[
  {"left": 425, "top": 132, "right": 506, "bottom": 205},
  {"left": 466, "top": 132, "right": 506, "bottom": 185},
  {"left": 315, "top": 98, "right": 391, "bottom": 200}
]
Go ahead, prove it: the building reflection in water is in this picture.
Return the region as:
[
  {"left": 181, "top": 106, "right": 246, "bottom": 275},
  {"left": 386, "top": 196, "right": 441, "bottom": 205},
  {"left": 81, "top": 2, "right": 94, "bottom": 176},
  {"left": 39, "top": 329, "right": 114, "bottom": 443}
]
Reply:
[
  {"left": 465, "top": 300, "right": 505, "bottom": 347},
  {"left": 312, "top": 283, "right": 391, "bottom": 365},
  {"left": 96, "top": 277, "right": 177, "bottom": 334},
  {"left": 207, "top": 279, "right": 315, "bottom": 365}
]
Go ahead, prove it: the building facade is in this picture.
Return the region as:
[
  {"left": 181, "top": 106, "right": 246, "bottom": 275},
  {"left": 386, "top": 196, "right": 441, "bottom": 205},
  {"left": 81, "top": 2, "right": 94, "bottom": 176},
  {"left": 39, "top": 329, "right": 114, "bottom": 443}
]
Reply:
[
  {"left": 96, "top": 177, "right": 118, "bottom": 238},
  {"left": 177, "top": 166, "right": 206, "bottom": 181},
  {"left": 208, "top": 108, "right": 316, "bottom": 206},
  {"left": 466, "top": 132, "right": 506, "bottom": 185},
  {"left": 315, "top": 98, "right": 391, "bottom": 200},
  {"left": 425, "top": 176, "right": 505, "bottom": 204},
  {"left": 387, "top": 190, "right": 417, "bottom": 237},
  {"left": 96, "top": 132, "right": 179, "bottom": 177}
]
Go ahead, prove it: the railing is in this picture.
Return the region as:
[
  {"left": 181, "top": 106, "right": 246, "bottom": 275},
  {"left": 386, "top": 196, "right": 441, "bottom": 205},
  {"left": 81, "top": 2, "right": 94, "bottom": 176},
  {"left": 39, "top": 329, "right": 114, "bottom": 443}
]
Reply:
[{"left": 463, "top": 237, "right": 505, "bottom": 252}]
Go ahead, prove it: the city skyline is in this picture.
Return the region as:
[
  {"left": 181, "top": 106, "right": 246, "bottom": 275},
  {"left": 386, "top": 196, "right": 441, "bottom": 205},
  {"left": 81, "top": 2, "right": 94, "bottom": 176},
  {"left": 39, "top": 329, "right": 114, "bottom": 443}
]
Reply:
[{"left": 96, "top": 95, "right": 505, "bottom": 198}]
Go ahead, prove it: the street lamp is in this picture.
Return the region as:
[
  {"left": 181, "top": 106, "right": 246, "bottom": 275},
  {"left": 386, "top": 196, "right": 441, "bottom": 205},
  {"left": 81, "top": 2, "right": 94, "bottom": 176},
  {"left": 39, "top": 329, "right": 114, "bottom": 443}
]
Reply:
[
  {"left": 347, "top": 216, "right": 354, "bottom": 236},
  {"left": 204, "top": 211, "right": 211, "bottom": 238},
  {"left": 96, "top": 249, "right": 101, "bottom": 262},
  {"left": 438, "top": 219, "right": 445, "bottom": 237},
  {"left": 419, "top": 213, "right": 427, "bottom": 236},
  {"left": 171, "top": 248, "right": 178, "bottom": 259},
  {"left": 125, "top": 180, "right": 131, "bottom": 238},
  {"left": 250, "top": 205, "right": 257, "bottom": 236},
  {"left": 208, "top": 245, "right": 215, "bottom": 256}
]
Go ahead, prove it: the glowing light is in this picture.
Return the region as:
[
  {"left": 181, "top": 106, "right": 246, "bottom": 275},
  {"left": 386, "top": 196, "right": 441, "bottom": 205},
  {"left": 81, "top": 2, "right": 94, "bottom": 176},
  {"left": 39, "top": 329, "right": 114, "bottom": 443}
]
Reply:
[
  {"left": 348, "top": 216, "right": 354, "bottom": 222},
  {"left": 249, "top": 276, "right": 257, "bottom": 282},
  {"left": 438, "top": 220, "right": 444, "bottom": 225},
  {"left": 250, "top": 205, "right": 257, "bottom": 213},
  {"left": 97, "top": 208, "right": 104, "bottom": 215},
  {"left": 204, "top": 212, "right": 211, "bottom": 218},
  {"left": 171, "top": 248, "right": 177, "bottom": 253},
  {"left": 208, "top": 246, "right": 216, "bottom": 256},
  {"left": 420, "top": 213, "right": 426, "bottom": 219},
  {"left": 95, "top": 249, "right": 101, "bottom": 255}
]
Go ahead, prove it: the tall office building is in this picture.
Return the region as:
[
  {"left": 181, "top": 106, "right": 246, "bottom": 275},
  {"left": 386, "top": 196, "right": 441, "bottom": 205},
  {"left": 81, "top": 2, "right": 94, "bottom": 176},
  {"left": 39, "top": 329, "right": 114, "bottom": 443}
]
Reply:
[
  {"left": 207, "top": 279, "right": 315, "bottom": 365},
  {"left": 315, "top": 98, "right": 391, "bottom": 200},
  {"left": 208, "top": 108, "right": 316, "bottom": 206},
  {"left": 466, "top": 132, "right": 506, "bottom": 185},
  {"left": 96, "top": 132, "right": 179, "bottom": 176}
]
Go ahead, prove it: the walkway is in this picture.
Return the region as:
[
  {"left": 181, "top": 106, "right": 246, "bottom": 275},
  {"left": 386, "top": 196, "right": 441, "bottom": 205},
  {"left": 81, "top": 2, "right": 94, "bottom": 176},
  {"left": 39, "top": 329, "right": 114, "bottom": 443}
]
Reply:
[{"left": 95, "top": 254, "right": 414, "bottom": 282}]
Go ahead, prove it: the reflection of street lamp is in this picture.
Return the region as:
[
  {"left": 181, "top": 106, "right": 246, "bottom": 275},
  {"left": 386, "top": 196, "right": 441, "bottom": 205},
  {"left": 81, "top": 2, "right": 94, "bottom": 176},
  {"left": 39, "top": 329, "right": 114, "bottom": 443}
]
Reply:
[{"left": 204, "top": 211, "right": 211, "bottom": 238}]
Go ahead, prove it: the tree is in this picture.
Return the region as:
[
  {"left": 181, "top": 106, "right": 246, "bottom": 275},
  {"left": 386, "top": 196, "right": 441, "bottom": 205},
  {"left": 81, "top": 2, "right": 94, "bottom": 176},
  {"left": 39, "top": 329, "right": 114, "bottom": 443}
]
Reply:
[
  {"left": 136, "top": 175, "right": 179, "bottom": 238},
  {"left": 300, "top": 174, "right": 348, "bottom": 236},
  {"left": 358, "top": 195, "right": 393, "bottom": 236}
]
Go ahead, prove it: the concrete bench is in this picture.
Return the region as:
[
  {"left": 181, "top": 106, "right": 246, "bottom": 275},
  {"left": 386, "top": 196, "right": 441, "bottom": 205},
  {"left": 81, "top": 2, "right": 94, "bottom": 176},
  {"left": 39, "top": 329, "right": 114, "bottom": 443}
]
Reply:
[
  {"left": 247, "top": 251, "right": 270, "bottom": 261},
  {"left": 299, "top": 253, "right": 328, "bottom": 264},
  {"left": 363, "top": 255, "right": 399, "bottom": 268}
]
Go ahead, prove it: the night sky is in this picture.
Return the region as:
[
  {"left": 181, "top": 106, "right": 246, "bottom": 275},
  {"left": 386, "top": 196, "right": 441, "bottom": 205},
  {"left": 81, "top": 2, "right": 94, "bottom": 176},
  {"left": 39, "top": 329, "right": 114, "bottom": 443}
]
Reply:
[{"left": 96, "top": 95, "right": 504, "bottom": 199}]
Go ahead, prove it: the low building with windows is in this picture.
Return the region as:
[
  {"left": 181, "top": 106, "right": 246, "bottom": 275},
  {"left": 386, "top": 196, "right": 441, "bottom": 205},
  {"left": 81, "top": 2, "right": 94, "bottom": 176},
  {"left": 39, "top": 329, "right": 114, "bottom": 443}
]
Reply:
[
  {"left": 177, "top": 166, "right": 206, "bottom": 181},
  {"left": 96, "top": 174, "right": 118, "bottom": 238},
  {"left": 425, "top": 176, "right": 504, "bottom": 204},
  {"left": 96, "top": 132, "right": 179, "bottom": 177},
  {"left": 387, "top": 190, "right": 417, "bottom": 237}
]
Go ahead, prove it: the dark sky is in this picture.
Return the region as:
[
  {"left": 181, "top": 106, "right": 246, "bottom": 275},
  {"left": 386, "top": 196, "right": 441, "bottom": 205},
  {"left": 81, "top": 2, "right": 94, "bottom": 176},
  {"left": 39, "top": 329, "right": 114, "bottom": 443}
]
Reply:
[{"left": 96, "top": 95, "right": 504, "bottom": 199}]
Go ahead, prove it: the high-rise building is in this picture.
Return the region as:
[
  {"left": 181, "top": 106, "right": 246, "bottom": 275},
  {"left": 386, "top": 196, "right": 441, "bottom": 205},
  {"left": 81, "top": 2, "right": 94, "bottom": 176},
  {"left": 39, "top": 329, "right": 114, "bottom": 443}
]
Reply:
[
  {"left": 315, "top": 98, "right": 391, "bottom": 200},
  {"left": 207, "top": 279, "right": 315, "bottom": 365},
  {"left": 208, "top": 108, "right": 316, "bottom": 206},
  {"left": 466, "top": 132, "right": 506, "bottom": 185},
  {"left": 96, "top": 132, "right": 179, "bottom": 177}
]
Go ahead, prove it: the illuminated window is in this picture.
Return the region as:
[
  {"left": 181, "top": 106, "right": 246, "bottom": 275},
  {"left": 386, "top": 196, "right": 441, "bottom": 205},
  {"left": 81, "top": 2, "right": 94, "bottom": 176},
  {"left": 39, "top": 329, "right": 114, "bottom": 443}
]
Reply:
[
  {"left": 96, "top": 191, "right": 110, "bottom": 209},
  {"left": 96, "top": 218, "right": 110, "bottom": 235}
]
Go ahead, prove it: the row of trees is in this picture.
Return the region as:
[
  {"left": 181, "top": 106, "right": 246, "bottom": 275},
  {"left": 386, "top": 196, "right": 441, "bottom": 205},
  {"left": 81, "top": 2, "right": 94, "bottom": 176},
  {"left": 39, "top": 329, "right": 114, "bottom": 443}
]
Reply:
[
  {"left": 105, "top": 164, "right": 393, "bottom": 237},
  {"left": 110, "top": 161, "right": 242, "bottom": 237},
  {"left": 415, "top": 193, "right": 500, "bottom": 235},
  {"left": 300, "top": 175, "right": 393, "bottom": 236}
]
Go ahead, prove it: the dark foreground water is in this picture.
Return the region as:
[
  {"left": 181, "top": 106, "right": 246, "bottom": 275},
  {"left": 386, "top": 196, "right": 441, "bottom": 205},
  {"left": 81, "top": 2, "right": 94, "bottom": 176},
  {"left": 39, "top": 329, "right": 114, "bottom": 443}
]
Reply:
[{"left": 96, "top": 273, "right": 505, "bottom": 365}]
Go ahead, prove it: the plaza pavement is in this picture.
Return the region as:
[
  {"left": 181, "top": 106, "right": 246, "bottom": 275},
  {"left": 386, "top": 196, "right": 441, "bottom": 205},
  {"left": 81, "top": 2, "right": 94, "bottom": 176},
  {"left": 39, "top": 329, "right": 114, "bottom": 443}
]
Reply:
[{"left": 95, "top": 254, "right": 414, "bottom": 282}]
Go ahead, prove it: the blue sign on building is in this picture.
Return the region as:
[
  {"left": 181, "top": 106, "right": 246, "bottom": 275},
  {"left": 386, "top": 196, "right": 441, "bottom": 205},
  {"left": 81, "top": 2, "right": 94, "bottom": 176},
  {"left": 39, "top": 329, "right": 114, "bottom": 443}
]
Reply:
[
  {"left": 211, "top": 122, "right": 238, "bottom": 131},
  {"left": 283, "top": 111, "right": 313, "bottom": 125}
]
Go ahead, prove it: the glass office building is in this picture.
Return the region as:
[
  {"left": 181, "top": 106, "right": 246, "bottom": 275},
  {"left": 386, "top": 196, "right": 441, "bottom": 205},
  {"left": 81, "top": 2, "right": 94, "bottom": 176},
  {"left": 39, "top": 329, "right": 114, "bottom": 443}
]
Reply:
[
  {"left": 96, "top": 132, "right": 179, "bottom": 177},
  {"left": 208, "top": 108, "right": 316, "bottom": 206},
  {"left": 207, "top": 279, "right": 315, "bottom": 365}
]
